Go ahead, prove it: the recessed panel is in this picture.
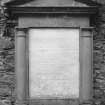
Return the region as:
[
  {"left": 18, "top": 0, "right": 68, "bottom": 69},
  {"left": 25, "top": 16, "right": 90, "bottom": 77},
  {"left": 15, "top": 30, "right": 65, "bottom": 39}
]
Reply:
[{"left": 29, "top": 29, "right": 79, "bottom": 99}]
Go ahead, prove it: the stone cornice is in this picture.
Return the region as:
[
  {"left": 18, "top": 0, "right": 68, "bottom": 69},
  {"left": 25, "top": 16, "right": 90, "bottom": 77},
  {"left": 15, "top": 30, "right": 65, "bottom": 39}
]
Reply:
[
  {"left": 5, "top": 0, "right": 101, "bottom": 6},
  {"left": 8, "top": 6, "right": 98, "bottom": 16}
]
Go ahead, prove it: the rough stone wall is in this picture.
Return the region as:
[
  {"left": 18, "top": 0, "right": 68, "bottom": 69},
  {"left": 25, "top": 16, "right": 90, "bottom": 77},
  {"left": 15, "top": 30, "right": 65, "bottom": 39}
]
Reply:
[
  {"left": 0, "top": 36, "right": 15, "bottom": 105},
  {"left": 0, "top": 2, "right": 16, "bottom": 105},
  {"left": 93, "top": 6, "right": 105, "bottom": 105}
]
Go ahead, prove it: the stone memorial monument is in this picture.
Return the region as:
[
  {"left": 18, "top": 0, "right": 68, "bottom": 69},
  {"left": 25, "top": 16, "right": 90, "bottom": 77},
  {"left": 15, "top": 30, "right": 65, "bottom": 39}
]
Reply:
[{"left": 5, "top": 0, "right": 98, "bottom": 105}]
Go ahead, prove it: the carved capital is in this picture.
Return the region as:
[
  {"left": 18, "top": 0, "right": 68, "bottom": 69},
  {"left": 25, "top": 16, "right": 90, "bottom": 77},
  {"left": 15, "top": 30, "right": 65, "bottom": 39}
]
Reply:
[
  {"left": 80, "top": 100, "right": 93, "bottom": 105},
  {"left": 15, "top": 100, "right": 27, "bottom": 105},
  {"left": 16, "top": 28, "right": 27, "bottom": 37}
]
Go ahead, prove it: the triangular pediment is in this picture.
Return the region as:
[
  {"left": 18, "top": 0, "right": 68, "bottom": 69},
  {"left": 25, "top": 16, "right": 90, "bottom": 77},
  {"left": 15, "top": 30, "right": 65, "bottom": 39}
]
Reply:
[{"left": 6, "top": 0, "right": 99, "bottom": 7}]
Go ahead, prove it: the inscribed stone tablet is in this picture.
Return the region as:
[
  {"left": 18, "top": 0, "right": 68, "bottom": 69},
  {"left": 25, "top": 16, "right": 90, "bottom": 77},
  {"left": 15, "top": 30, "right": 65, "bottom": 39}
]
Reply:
[{"left": 29, "top": 29, "right": 79, "bottom": 99}]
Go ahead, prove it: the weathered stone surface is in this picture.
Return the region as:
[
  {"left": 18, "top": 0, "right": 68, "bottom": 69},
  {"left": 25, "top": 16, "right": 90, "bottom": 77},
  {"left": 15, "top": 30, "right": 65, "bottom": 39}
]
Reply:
[
  {"left": 93, "top": 6, "right": 105, "bottom": 105},
  {"left": 0, "top": 35, "right": 15, "bottom": 105}
]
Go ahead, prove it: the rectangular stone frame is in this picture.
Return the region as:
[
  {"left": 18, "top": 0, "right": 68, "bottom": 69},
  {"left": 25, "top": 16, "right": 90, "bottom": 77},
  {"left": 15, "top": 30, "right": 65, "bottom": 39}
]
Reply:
[{"left": 15, "top": 27, "right": 93, "bottom": 105}]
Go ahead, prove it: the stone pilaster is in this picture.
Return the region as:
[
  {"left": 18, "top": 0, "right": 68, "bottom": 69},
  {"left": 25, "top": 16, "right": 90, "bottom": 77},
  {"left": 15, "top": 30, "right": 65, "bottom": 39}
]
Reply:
[{"left": 15, "top": 28, "right": 27, "bottom": 105}]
